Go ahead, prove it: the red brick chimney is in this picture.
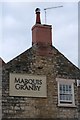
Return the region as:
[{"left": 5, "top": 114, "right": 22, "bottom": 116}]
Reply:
[{"left": 32, "top": 8, "right": 52, "bottom": 47}]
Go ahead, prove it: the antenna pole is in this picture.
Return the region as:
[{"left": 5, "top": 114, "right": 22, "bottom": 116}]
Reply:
[
  {"left": 45, "top": 10, "right": 46, "bottom": 24},
  {"left": 44, "top": 5, "right": 63, "bottom": 23}
]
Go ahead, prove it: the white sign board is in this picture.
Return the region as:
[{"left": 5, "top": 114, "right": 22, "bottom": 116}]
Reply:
[{"left": 9, "top": 73, "right": 47, "bottom": 97}]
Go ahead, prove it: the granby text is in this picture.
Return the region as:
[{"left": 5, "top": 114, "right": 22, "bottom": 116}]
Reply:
[{"left": 14, "top": 77, "right": 42, "bottom": 91}]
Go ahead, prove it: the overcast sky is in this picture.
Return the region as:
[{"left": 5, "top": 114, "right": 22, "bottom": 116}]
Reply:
[
  {"left": 78, "top": 1, "right": 80, "bottom": 68},
  {"left": 0, "top": 1, "right": 79, "bottom": 67}
]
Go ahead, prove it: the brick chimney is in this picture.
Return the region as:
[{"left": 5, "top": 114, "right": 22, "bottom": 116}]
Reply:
[{"left": 32, "top": 8, "right": 52, "bottom": 47}]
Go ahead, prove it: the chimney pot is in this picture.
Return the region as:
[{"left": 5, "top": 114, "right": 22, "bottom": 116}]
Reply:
[
  {"left": 35, "top": 8, "right": 40, "bottom": 13},
  {"left": 35, "top": 8, "right": 41, "bottom": 24}
]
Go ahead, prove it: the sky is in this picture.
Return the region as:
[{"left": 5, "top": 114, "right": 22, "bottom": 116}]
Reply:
[
  {"left": 78, "top": 1, "right": 80, "bottom": 68},
  {"left": 0, "top": 1, "right": 79, "bottom": 67}
]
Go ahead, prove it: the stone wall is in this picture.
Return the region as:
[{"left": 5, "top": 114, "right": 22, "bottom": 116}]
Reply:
[
  {"left": 0, "top": 59, "right": 2, "bottom": 120},
  {"left": 2, "top": 47, "right": 80, "bottom": 119},
  {"left": 78, "top": 86, "right": 80, "bottom": 119}
]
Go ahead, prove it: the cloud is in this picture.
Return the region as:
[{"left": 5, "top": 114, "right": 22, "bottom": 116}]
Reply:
[{"left": 3, "top": 15, "right": 17, "bottom": 28}]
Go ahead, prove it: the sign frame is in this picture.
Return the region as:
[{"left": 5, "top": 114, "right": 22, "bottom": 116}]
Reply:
[{"left": 9, "top": 73, "right": 47, "bottom": 97}]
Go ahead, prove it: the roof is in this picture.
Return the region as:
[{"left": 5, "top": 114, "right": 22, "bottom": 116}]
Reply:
[
  {"left": 0, "top": 57, "right": 5, "bottom": 67},
  {"left": 4, "top": 46, "right": 80, "bottom": 79}
]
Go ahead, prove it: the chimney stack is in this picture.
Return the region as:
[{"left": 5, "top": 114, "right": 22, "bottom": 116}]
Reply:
[{"left": 32, "top": 8, "right": 52, "bottom": 55}]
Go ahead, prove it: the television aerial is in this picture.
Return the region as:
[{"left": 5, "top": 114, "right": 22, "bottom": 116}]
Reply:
[{"left": 44, "top": 5, "right": 63, "bottom": 23}]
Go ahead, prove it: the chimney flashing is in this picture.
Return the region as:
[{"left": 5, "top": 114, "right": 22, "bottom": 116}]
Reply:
[{"left": 32, "top": 24, "right": 52, "bottom": 31}]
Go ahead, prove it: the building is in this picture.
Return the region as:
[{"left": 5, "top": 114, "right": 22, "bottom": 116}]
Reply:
[
  {"left": 0, "top": 58, "right": 5, "bottom": 120},
  {"left": 2, "top": 8, "right": 80, "bottom": 119}
]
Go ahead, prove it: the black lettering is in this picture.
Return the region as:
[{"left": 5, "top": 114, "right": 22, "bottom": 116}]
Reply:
[
  {"left": 20, "top": 84, "right": 30, "bottom": 90},
  {"left": 28, "top": 85, "right": 34, "bottom": 90},
  {"left": 40, "top": 80, "right": 42, "bottom": 85},
  {"left": 29, "top": 79, "right": 34, "bottom": 84},
  {"left": 25, "top": 85, "right": 30, "bottom": 90},
  {"left": 15, "top": 84, "right": 20, "bottom": 90},
  {"left": 36, "top": 86, "right": 41, "bottom": 91},
  {"left": 36, "top": 80, "right": 39, "bottom": 84},
  {"left": 20, "top": 85, "right": 25, "bottom": 90},
  {"left": 15, "top": 78, "right": 20, "bottom": 83},
  {"left": 33, "top": 85, "right": 37, "bottom": 91},
  {"left": 35, "top": 80, "right": 42, "bottom": 85},
  {"left": 24, "top": 79, "right": 29, "bottom": 84},
  {"left": 20, "top": 79, "right": 25, "bottom": 83}
]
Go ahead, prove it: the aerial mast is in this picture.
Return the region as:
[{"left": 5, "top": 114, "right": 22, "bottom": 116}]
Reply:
[{"left": 44, "top": 5, "right": 63, "bottom": 23}]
